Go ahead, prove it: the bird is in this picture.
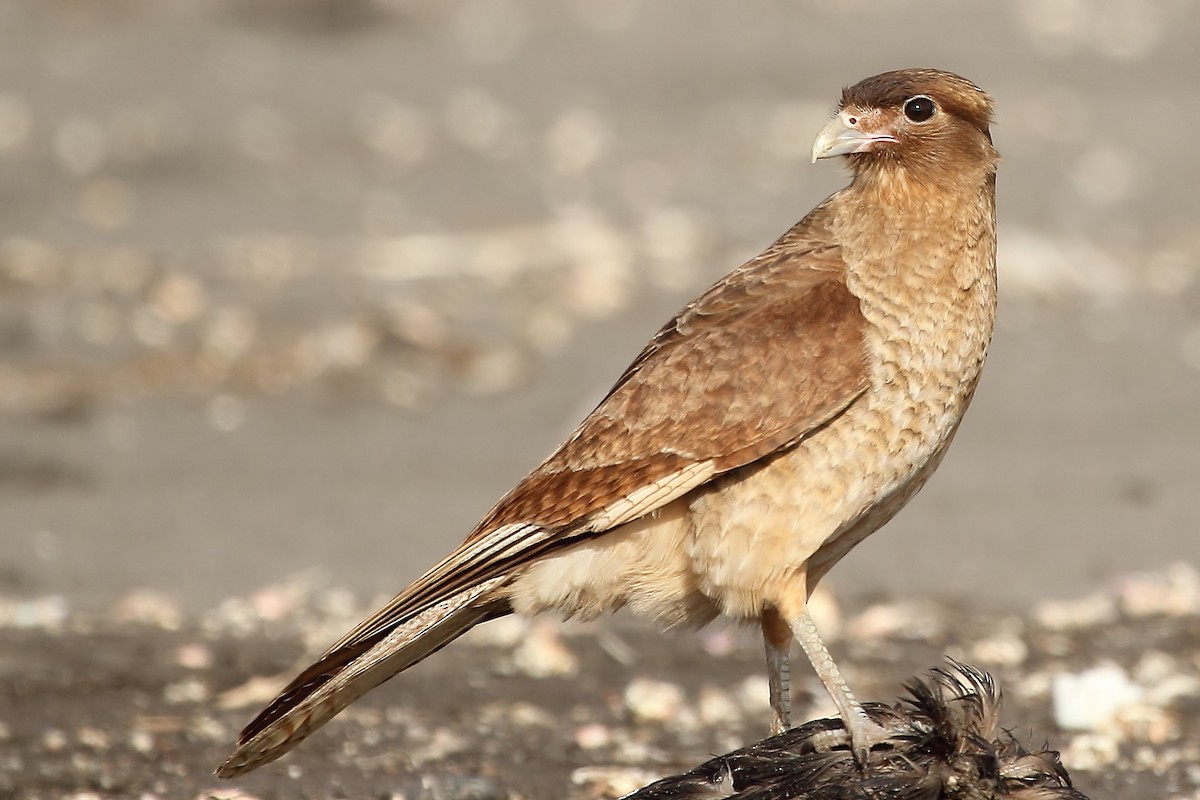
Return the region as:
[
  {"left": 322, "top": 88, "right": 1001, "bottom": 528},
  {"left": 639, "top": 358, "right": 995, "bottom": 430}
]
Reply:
[
  {"left": 216, "top": 67, "right": 1000, "bottom": 779},
  {"left": 623, "top": 662, "right": 1090, "bottom": 800}
]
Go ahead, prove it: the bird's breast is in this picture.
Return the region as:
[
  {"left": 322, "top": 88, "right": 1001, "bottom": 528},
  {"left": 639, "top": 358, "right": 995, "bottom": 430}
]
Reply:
[
  {"left": 847, "top": 240, "right": 995, "bottom": 492},
  {"left": 686, "top": 239, "right": 996, "bottom": 617}
]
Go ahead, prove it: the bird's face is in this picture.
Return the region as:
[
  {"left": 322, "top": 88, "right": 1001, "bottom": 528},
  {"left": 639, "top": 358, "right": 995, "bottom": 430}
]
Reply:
[{"left": 811, "top": 69, "right": 998, "bottom": 186}]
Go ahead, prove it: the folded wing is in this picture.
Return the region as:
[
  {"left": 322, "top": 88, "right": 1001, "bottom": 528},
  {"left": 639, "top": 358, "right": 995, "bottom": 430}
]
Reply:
[{"left": 218, "top": 222, "right": 871, "bottom": 778}]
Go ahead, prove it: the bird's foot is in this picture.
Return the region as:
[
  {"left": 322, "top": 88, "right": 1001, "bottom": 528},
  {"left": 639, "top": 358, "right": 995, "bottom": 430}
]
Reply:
[{"left": 808, "top": 712, "right": 904, "bottom": 766}]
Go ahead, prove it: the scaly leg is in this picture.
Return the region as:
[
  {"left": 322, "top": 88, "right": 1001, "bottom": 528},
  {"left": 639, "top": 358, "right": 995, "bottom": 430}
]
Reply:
[
  {"left": 791, "top": 610, "right": 889, "bottom": 764},
  {"left": 761, "top": 608, "right": 793, "bottom": 735}
]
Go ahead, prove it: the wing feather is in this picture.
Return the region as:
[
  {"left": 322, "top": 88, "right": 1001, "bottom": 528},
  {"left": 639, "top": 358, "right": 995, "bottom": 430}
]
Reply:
[
  {"left": 224, "top": 216, "right": 872, "bottom": 768},
  {"left": 323, "top": 225, "right": 870, "bottom": 660},
  {"left": 478, "top": 229, "right": 870, "bottom": 534}
]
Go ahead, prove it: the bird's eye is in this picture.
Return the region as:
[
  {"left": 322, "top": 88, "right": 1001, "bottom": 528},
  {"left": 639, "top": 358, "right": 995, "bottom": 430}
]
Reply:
[{"left": 903, "top": 96, "right": 935, "bottom": 123}]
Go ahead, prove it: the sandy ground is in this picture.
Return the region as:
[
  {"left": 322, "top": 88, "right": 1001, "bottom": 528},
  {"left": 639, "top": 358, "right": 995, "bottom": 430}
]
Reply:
[{"left": 1, "top": 1, "right": 1199, "bottom": 798}]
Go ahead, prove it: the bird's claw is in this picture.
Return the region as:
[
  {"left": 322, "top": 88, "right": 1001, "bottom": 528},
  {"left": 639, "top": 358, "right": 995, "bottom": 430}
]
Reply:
[{"left": 807, "top": 716, "right": 904, "bottom": 767}]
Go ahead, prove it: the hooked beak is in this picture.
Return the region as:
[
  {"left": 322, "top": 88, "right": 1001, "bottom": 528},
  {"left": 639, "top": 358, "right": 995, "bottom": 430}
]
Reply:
[{"left": 811, "top": 110, "right": 898, "bottom": 163}]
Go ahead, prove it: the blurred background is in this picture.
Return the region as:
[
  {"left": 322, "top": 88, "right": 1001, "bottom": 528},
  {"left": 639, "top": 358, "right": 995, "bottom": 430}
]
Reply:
[{"left": 2, "top": 0, "right": 1199, "bottom": 615}]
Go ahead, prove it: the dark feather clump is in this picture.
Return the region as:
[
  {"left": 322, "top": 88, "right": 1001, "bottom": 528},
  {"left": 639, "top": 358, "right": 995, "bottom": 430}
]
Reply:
[{"left": 623, "top": 662, "right": 1088, "bottom": 800}]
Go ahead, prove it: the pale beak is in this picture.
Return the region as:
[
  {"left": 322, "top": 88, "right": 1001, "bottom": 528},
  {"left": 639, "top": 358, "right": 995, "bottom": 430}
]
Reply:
[{"left": 811, "top": 111, "right": 897, "bottom": 163}]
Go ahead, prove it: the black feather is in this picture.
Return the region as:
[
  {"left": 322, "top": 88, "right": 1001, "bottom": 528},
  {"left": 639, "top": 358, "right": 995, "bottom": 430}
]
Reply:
[{"left": 623, "top": 662, "right": 1088, "bottom": 800}]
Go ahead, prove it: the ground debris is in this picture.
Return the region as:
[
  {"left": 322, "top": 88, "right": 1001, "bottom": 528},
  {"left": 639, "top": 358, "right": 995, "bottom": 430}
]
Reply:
[
  {"left": 624, "top": 663, "right": 1088, "bottom": 800},
  {"left": 1, "top": 566, "right": 1197, "bottom": 797}
]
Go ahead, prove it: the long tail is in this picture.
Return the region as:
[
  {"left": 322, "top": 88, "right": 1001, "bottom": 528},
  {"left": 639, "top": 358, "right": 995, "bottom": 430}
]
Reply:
[{"left": 216, "top": 576, "right": 510, "bottom": 779}]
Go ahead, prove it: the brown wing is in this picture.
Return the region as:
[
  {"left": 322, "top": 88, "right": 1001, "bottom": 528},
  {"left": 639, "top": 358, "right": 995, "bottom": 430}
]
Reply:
[
  {"left": 223, "top": 219, "right": 872, "bottom": 769},
  {"left": 337, "top": 223, "right": 871, "bottom": 647},
  {"left": 485, "top": 238, "right": 869, "bottom": 529}
]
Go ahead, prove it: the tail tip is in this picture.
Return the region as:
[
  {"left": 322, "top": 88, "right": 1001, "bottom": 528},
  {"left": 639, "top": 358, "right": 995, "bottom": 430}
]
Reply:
[
  {"left": 214, "top": 755, "right": 245, "bottom": 780},
  {"left": 214, "top": 743, "right": 266, "bottom": 780}
]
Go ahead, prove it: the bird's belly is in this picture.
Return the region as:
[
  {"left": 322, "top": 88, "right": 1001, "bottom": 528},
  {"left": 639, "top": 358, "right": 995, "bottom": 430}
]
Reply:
[
  {"left": 508, "top": 379, "right": 979, "bottom": 626},
  {"left": 687, "top": 379, "right": 974, "bottom": 618},
  {"left": 506, "top": 496, "right": 721, "bottom": 627}
]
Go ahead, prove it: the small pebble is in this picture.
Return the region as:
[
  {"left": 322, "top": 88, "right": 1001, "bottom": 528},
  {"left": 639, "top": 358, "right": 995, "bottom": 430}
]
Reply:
[
  {"left": 163, "top": 677, "right": 210, "bottom": 705},
  {"left": 574, "top": 722, "right": 612, "bottom": 750},
  {"left": 77, "top": 727, "right": 110, "bottom": 750},
  {"left": 407, "top": 727, "right": 471, "bottom": 768},
  {"left": 969, "top": 629, "right": 1029, "bottom": 666},
  {"left": 196, "top": 790, "right": 261, "bottom": 800},
  {"left": 42, "top": 729, "right": 68, "bottom": 752},
  {"left": 1115, "top": 563, "right": 1200, "bottom": 618},
  {"left": 848, "top": 600, "right": 943, "bottom": 641},
  {"left": 128, "top": 730, "right": 155, "bottom": 754},
  {"left": 1061, "top": 732, "right": 1121, "bottom": 770},
  {"left": 1033, "top": 592, "right": 1117, "bottom": 630},
  {"left": 1053, "top": 663, "right": 1142, "bottom": 730},
  {"left": 512, "top": 621, "right": 579, "bottom": 677},
  {"left": 698, "top": 626, "right": 737, "bottom": 657},
  {"left": 1113, "top": 703, "right": 1179, "bottom": 745},
  {"left": 215, "top": 676, "right": 285, "bottom": 710},
  {"left": 393, "top": 774, "right": 504, "bottom": 800},
  {"left": 176, "top": 642, "right": 214, "bottom": 670},
  {"left": 464, "top": 614, "right": 530, "bottom": 648},
  {"left": 506, "top": 701, "right": 556, "bottom": 729},
  {"left": 0, "top": 595, "right": 69, "bottom": 630},
  {"left": 571, "top": 766, "right": 663, "bottom": 798},
  {"left": 113, "top": 590, "right": 182, "bottom": 630},
  {"left": 697, "top": 685, "right": 741, "bottom": 727},
  {"left": 625, "top": 677, "right": 685, "bottom": 724},
  {"left": 734, "top": 674, "right": 772, "bottom": 717},
  {"left": 248, "top": 576, "right": 318, "bottom": 622}
]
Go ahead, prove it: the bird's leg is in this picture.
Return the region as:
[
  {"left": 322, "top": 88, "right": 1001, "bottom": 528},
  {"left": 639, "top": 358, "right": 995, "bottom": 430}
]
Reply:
[
  {"left": 761, "top": 608, "right": 793, "bottom": 735},
  {"left": 791, "top": 610, "right": 889, "bottom": 765}
]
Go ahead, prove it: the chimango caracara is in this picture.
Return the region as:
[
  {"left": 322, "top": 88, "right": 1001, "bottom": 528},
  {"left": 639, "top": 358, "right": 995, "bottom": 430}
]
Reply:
[{"left": 218, "top": 67, "right": 999, "bottom": 777}]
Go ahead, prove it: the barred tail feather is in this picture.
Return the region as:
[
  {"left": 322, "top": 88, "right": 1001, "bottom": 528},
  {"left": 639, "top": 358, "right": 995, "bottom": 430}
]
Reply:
[{"left": 216, "top": 577, "right": 509, "bottom": 778}]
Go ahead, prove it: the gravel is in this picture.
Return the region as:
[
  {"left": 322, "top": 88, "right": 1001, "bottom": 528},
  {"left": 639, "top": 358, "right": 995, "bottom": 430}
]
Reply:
[{"left": 2, "top": 564, "right": 1197, "bottom": 798}]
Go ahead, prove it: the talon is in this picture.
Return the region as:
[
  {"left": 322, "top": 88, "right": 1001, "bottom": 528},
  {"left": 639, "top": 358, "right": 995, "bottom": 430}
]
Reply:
[{"left": 808, "top": 717, "right": 901, "bottom": 765}]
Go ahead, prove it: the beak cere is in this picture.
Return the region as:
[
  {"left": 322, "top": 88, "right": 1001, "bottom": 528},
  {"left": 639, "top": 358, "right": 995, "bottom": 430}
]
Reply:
[{"left": 811, "top": 110, "right": 896, "bottom": 163}]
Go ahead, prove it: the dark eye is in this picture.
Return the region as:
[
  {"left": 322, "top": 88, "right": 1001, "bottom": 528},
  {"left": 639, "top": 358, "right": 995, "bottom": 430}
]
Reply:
[{"left": 903, "top": 96, "right": 935, "bottom": 122}]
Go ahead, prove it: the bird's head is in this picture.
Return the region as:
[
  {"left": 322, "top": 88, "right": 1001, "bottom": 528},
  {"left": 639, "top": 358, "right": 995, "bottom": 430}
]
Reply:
[{"left": 811, "top": 68, "right": 998, "bottom": 187}]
